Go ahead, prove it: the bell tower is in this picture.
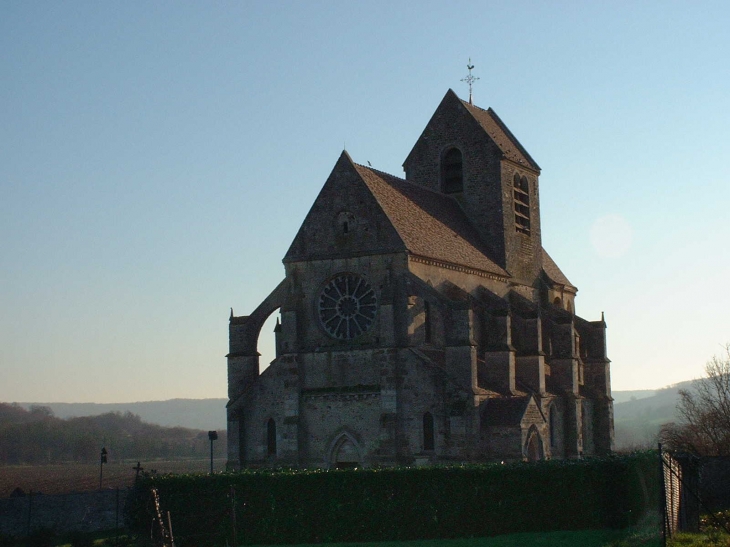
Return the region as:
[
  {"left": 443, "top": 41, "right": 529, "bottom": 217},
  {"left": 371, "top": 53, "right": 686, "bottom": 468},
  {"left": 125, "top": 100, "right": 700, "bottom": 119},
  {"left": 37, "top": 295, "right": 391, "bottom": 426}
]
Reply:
[{"left": 402, "top": 88, "right": 543, "bottom": 286}]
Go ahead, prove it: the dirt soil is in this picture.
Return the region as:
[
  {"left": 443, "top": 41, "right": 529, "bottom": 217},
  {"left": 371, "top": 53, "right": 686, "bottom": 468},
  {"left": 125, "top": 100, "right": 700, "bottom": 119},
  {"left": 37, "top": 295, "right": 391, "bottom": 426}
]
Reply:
[{"left": 0, "top": 458, "right": 226, "bottom": 496}]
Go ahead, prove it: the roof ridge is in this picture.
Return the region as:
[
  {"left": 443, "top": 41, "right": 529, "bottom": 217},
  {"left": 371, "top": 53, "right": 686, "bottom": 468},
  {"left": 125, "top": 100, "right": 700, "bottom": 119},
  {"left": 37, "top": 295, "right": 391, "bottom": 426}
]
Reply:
[
  {"left": 482, "top": 106, "right": 541, "bottom": 172},
  {"left": 459, "top": 99, "right": 541, "bottom": 172},
  {"left": 352, "top": 161, "right": 398, "bottom": 179},
  {"left": 352, "top": 162, "right": 459, "bottom": 202}
]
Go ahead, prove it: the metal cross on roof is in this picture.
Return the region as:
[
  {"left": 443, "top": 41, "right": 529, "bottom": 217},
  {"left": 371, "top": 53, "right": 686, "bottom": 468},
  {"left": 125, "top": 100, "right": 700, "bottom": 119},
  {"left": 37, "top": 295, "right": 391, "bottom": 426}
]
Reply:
[{"left": 461, "top": 58, "right": 479, "bottom": 105}]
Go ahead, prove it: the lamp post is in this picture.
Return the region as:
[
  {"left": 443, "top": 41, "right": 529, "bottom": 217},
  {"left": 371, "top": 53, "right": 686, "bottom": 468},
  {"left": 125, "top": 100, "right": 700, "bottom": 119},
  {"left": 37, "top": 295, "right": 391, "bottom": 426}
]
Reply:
[
  {"left": 208, "top": 431, "right": 218, "bottom": 474},
  {"left": 99, "top": 447, "right": 108, "bottom": 490}
]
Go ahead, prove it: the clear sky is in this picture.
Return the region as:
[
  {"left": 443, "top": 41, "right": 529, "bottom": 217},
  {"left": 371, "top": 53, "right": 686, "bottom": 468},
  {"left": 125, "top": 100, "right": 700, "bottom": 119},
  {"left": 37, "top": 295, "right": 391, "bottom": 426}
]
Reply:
[{"left": 2, "top": 1, "right": 729, "bottom": 403}]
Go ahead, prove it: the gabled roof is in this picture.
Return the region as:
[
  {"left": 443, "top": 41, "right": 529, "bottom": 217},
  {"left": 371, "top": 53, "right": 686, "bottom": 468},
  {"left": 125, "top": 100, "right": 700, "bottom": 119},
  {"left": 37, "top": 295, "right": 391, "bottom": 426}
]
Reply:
[
  {"left": 541, "top": 248, "right": 576, "bottom": 290},
  {"left": 459, "top": 95, "right": 541, "bottom": 172},
  {"left": 352, "top": 161, "right": 509, "bottom": 277},
  {"left": 480, "top": 396, "right": 530, "bottom": 427},
  {"left": 403, "top": 89, "right": 540, "bottom": 173}
]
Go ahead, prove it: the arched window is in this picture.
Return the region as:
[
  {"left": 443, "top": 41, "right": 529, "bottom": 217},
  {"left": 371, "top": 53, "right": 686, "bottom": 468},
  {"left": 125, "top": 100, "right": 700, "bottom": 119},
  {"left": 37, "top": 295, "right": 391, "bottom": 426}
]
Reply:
[
  {"left": 423, "top": 412, "right": 435, "bottom": 450},
  {"left": 441, "top": 148, "right": 463, "bottom": 194},
  {"left": 513, "top": 173, "right": 531, "bottom": 235},
  {"left": 553, "top": 296, "right": 562, "bottom": 307},
  {"left": 267, "top": 418, "right": 277, "bottom": 456}
]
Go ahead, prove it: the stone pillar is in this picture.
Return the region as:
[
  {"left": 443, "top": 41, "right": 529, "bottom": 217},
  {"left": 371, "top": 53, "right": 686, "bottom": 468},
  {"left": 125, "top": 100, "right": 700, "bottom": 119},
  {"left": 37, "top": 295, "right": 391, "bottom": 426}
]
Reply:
[
  {"left": 446, "top": 304, "right": 478, "bottom": 390},
  {"left": 484, "top": 312, "right": 516, "bottom": 395},
  {"left": 227, "top": 316, "right": 262, "bottom": 469},
  {"left": 563, "top": 396, "right": 583, "bottom": 458},
  {"left": 226, "top": 406, "right": 241, "bottom": 470},
  {"left": 515, "top": 314, "right": 546, "bottom": 395}
]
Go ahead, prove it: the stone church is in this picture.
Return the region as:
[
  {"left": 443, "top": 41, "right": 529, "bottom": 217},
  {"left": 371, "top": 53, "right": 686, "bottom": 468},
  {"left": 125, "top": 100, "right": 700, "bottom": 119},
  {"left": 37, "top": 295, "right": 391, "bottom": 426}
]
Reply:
[{"left": 226, "top": 89, "right": 613, "bottom": 469}]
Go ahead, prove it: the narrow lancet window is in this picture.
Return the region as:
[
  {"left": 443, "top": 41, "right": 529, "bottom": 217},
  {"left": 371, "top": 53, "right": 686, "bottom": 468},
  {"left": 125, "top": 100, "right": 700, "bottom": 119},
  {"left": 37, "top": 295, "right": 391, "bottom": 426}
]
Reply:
[
  {"left": 423, "top": 412, "right": 435, "bottom": 450},
  {"left": 267, "top": 418, "right": 277, "bottom": 456},
  {"left": 442, "top": 148, "right": 463, "bottom": 193},
  {"left": 424, "top": 301, "right": 432, "bottom": 344},
  {"left": 513, "top": 173, "right": 531, "bottom": 235}
]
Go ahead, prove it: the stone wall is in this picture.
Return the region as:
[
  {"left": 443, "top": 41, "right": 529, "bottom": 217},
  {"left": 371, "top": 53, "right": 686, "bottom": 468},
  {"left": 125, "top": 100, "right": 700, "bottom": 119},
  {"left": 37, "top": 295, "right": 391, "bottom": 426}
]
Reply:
[{"left": 0, "top": 489, "right": 127, "bottom": 537}]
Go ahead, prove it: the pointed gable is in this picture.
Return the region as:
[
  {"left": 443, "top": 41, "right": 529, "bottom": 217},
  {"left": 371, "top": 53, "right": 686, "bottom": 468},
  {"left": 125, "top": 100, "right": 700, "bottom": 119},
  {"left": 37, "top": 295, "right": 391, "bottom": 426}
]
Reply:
[
  {"left": 403, "top": 89, "right": 540, "bottom": 175},
  {"left": 284, "top": 151, "right": 507, "bottom": 277},
  {"left": 284, "top": 151, "right": 405, "bottom": 262}
]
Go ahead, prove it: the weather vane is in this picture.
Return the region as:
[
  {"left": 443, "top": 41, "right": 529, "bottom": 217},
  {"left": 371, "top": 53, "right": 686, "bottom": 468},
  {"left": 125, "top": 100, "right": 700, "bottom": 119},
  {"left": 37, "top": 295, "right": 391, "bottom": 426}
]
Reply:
[{"left": 461, "top": 58, "right": 479, "bottom": 105}]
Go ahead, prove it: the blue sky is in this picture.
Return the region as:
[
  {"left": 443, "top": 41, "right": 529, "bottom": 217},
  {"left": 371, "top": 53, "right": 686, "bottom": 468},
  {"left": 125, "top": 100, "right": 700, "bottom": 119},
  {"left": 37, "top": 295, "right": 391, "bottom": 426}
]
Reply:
[{"left": 1, "top": 1, "right": 729, "bottom": 403}]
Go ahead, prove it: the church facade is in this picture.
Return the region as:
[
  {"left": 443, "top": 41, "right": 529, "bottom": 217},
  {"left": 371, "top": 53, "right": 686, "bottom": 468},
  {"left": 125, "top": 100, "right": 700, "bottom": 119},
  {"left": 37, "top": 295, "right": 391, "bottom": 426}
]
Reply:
[{"left": 226, "top": 90, "right": 613, "bottom": 469}]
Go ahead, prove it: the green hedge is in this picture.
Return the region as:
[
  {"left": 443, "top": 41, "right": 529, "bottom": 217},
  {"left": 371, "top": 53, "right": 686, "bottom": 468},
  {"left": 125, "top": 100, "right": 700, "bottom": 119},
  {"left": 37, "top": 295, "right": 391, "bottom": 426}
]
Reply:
[{"left": 125, "top": 452, "right": 660, "bottom": 546}]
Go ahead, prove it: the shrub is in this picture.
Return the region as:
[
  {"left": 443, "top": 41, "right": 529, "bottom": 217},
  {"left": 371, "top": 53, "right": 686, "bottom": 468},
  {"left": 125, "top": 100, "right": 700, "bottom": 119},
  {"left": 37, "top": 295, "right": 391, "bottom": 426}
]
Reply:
[
  {"left": 67, "top": 531, "right": 94, "bottom": 547},
  {"left": 126, "top": 451, "right": 659, "bottom": 546},
  {"left": 25, "top": 528, "right": 55, "bottom": 547}
]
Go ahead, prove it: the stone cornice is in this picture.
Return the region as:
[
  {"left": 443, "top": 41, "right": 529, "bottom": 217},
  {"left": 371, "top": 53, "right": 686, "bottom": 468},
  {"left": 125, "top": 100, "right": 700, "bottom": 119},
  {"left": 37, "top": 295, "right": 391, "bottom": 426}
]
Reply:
[
  {"left": 502, "top": 157, "right": 540, "bottom": 176},
  {"left": 302, "top": 391, "right": 380, "bottom": 402},
  {"left": 408, "top": 254, "right": 510, "bottom": 283}
]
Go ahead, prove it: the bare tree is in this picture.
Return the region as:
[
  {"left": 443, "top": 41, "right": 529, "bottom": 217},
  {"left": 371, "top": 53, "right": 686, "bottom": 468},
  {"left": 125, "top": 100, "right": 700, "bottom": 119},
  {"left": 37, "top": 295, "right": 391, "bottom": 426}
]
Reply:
[{"left": 661, "top": 345, "right": 730, "bottom": 456}]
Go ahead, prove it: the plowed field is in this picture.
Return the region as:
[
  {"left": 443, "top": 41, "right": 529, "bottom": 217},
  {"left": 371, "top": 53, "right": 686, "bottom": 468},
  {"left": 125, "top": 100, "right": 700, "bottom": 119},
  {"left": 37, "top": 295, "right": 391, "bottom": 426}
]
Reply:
[{"left": 0, "top": 459, "right": 226, "bottom": 496}]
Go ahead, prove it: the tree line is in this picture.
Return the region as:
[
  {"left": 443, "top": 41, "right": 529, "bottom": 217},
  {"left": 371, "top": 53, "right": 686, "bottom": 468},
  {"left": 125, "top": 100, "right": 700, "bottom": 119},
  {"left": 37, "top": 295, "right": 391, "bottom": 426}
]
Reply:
[
  {"left": 661, "top": 344, "right": 730, "bottom": 457},
  {"left": 0, "top": 403, "right": 226, "bottom": 465}
]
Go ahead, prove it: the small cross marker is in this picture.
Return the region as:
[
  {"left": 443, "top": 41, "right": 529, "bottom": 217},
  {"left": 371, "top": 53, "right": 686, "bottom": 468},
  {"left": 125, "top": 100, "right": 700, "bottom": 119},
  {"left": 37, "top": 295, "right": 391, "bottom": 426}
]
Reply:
[{"left": 133, "top": 461, "right": 144, "bottom": 481}]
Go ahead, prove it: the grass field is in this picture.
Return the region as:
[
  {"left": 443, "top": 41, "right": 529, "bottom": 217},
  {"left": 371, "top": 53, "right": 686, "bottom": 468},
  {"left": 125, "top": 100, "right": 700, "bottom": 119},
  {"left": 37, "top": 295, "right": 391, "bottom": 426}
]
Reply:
[
  {"left": 46, "top": 527, "right": 662, "bottom": 547},
  {"left": 0, "top": 458, "right": 226, "bottom": 495},
  {"left": 248, "top": 529, "right": 660, "bottom": 547}
]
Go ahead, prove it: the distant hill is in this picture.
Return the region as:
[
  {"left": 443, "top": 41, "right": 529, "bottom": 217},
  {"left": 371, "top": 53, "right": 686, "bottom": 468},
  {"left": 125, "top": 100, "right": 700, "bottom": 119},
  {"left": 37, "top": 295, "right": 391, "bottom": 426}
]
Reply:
[
  {"left": 612, "top": 389, "right": 658, "bottom": 404},
  {"left": 0, "top": 403, "right": 226, "bottom": 465},
  {"left": 16, "top": 384, "right": 696, "bottom": 453},
  {"left": 613, "top": 381, "right": 695, "bottom": 450},
  {"left": 18, "top": 399, "right": 227, "bottom": 431}
]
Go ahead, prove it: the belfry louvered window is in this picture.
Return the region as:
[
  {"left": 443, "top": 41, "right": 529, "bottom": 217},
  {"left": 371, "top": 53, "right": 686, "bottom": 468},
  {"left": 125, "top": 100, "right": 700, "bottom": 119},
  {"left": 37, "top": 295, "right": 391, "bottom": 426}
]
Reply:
[
  {"left": 442, "top": 147, "right": 463, "bottom": 193},
  {"left": 513, "top": 173, "right": 531, "bottom": 235}
]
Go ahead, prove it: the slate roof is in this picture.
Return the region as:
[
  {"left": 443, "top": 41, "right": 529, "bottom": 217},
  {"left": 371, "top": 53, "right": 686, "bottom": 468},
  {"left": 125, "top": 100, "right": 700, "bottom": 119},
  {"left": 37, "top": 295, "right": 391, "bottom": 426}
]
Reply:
[
  {"left": 480, "top": 396, "right": 530, "bottom": 427},
  {"left": 352, "top": 162, "right": 509, "bottom": 278},
  {"left": 541, "top": 248, "right": 576, "bottom": 290},
  {"left": 460, "top": 97, "right": 541, "bottom": 172}
]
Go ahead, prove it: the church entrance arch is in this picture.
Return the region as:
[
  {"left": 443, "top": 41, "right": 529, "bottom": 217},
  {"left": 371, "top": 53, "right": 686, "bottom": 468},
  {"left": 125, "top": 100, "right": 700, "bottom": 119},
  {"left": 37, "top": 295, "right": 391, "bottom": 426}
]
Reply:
[
  {"left": 525, "top": 427, "right": 544, "bottom": 462},
  {"left": 328, "top": 432, "right": 362, "bottom": 469}
]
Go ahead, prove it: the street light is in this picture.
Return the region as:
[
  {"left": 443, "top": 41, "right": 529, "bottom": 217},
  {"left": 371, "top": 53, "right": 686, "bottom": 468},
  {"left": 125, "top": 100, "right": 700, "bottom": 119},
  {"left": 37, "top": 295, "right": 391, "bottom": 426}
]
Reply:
[
  {"left": 99, "top": 447, "right": 108, "bottom": 489},
  {"left": 208, "top": 431, "right": 218, "bottom": 474}
]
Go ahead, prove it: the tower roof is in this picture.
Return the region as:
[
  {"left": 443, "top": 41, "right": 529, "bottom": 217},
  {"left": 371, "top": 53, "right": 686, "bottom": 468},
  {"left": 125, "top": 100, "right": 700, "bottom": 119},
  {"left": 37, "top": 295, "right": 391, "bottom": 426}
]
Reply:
[
  {"left": 541, "top": 248, "right": 576, "bottom": 290},
  {"left": 460, "top": 97, "right": 541, "bottom": 172},
  {"left": 403, "top": 89, "right": 540, "bottom": 172}
]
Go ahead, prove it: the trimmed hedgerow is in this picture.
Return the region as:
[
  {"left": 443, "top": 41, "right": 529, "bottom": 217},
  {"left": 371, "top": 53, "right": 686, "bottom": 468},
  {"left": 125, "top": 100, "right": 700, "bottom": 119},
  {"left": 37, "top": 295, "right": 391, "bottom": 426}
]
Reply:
[{"left": 125, "top": 451, "right": 659, "bottom": 546}]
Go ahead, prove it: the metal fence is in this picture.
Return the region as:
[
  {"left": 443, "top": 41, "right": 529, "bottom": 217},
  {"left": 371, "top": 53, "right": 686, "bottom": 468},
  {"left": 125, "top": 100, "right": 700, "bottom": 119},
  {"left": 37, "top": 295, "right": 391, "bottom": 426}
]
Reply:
[{"left": 0, "top": 488, "right": 127, "bottom": 539}]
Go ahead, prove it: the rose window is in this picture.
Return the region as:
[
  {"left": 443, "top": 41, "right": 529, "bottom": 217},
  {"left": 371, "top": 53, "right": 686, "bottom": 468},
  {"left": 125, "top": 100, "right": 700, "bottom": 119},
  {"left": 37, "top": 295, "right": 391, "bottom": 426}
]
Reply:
[{"left": 318, "top": 273, "right": 377, "bottom": 339}]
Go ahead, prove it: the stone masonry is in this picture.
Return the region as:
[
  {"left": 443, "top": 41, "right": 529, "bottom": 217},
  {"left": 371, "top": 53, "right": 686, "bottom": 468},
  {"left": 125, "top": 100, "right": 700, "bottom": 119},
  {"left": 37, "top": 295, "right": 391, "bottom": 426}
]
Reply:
[{"left": 226, "top": 89, "right": 614, "bottom": 469}]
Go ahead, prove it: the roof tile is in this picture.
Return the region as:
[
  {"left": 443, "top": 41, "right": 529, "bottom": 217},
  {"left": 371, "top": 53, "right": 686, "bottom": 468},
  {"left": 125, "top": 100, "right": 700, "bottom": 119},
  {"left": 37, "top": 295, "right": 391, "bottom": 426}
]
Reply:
[{"left": 352, "top": 163, "right": 509, "bottom": 277}]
